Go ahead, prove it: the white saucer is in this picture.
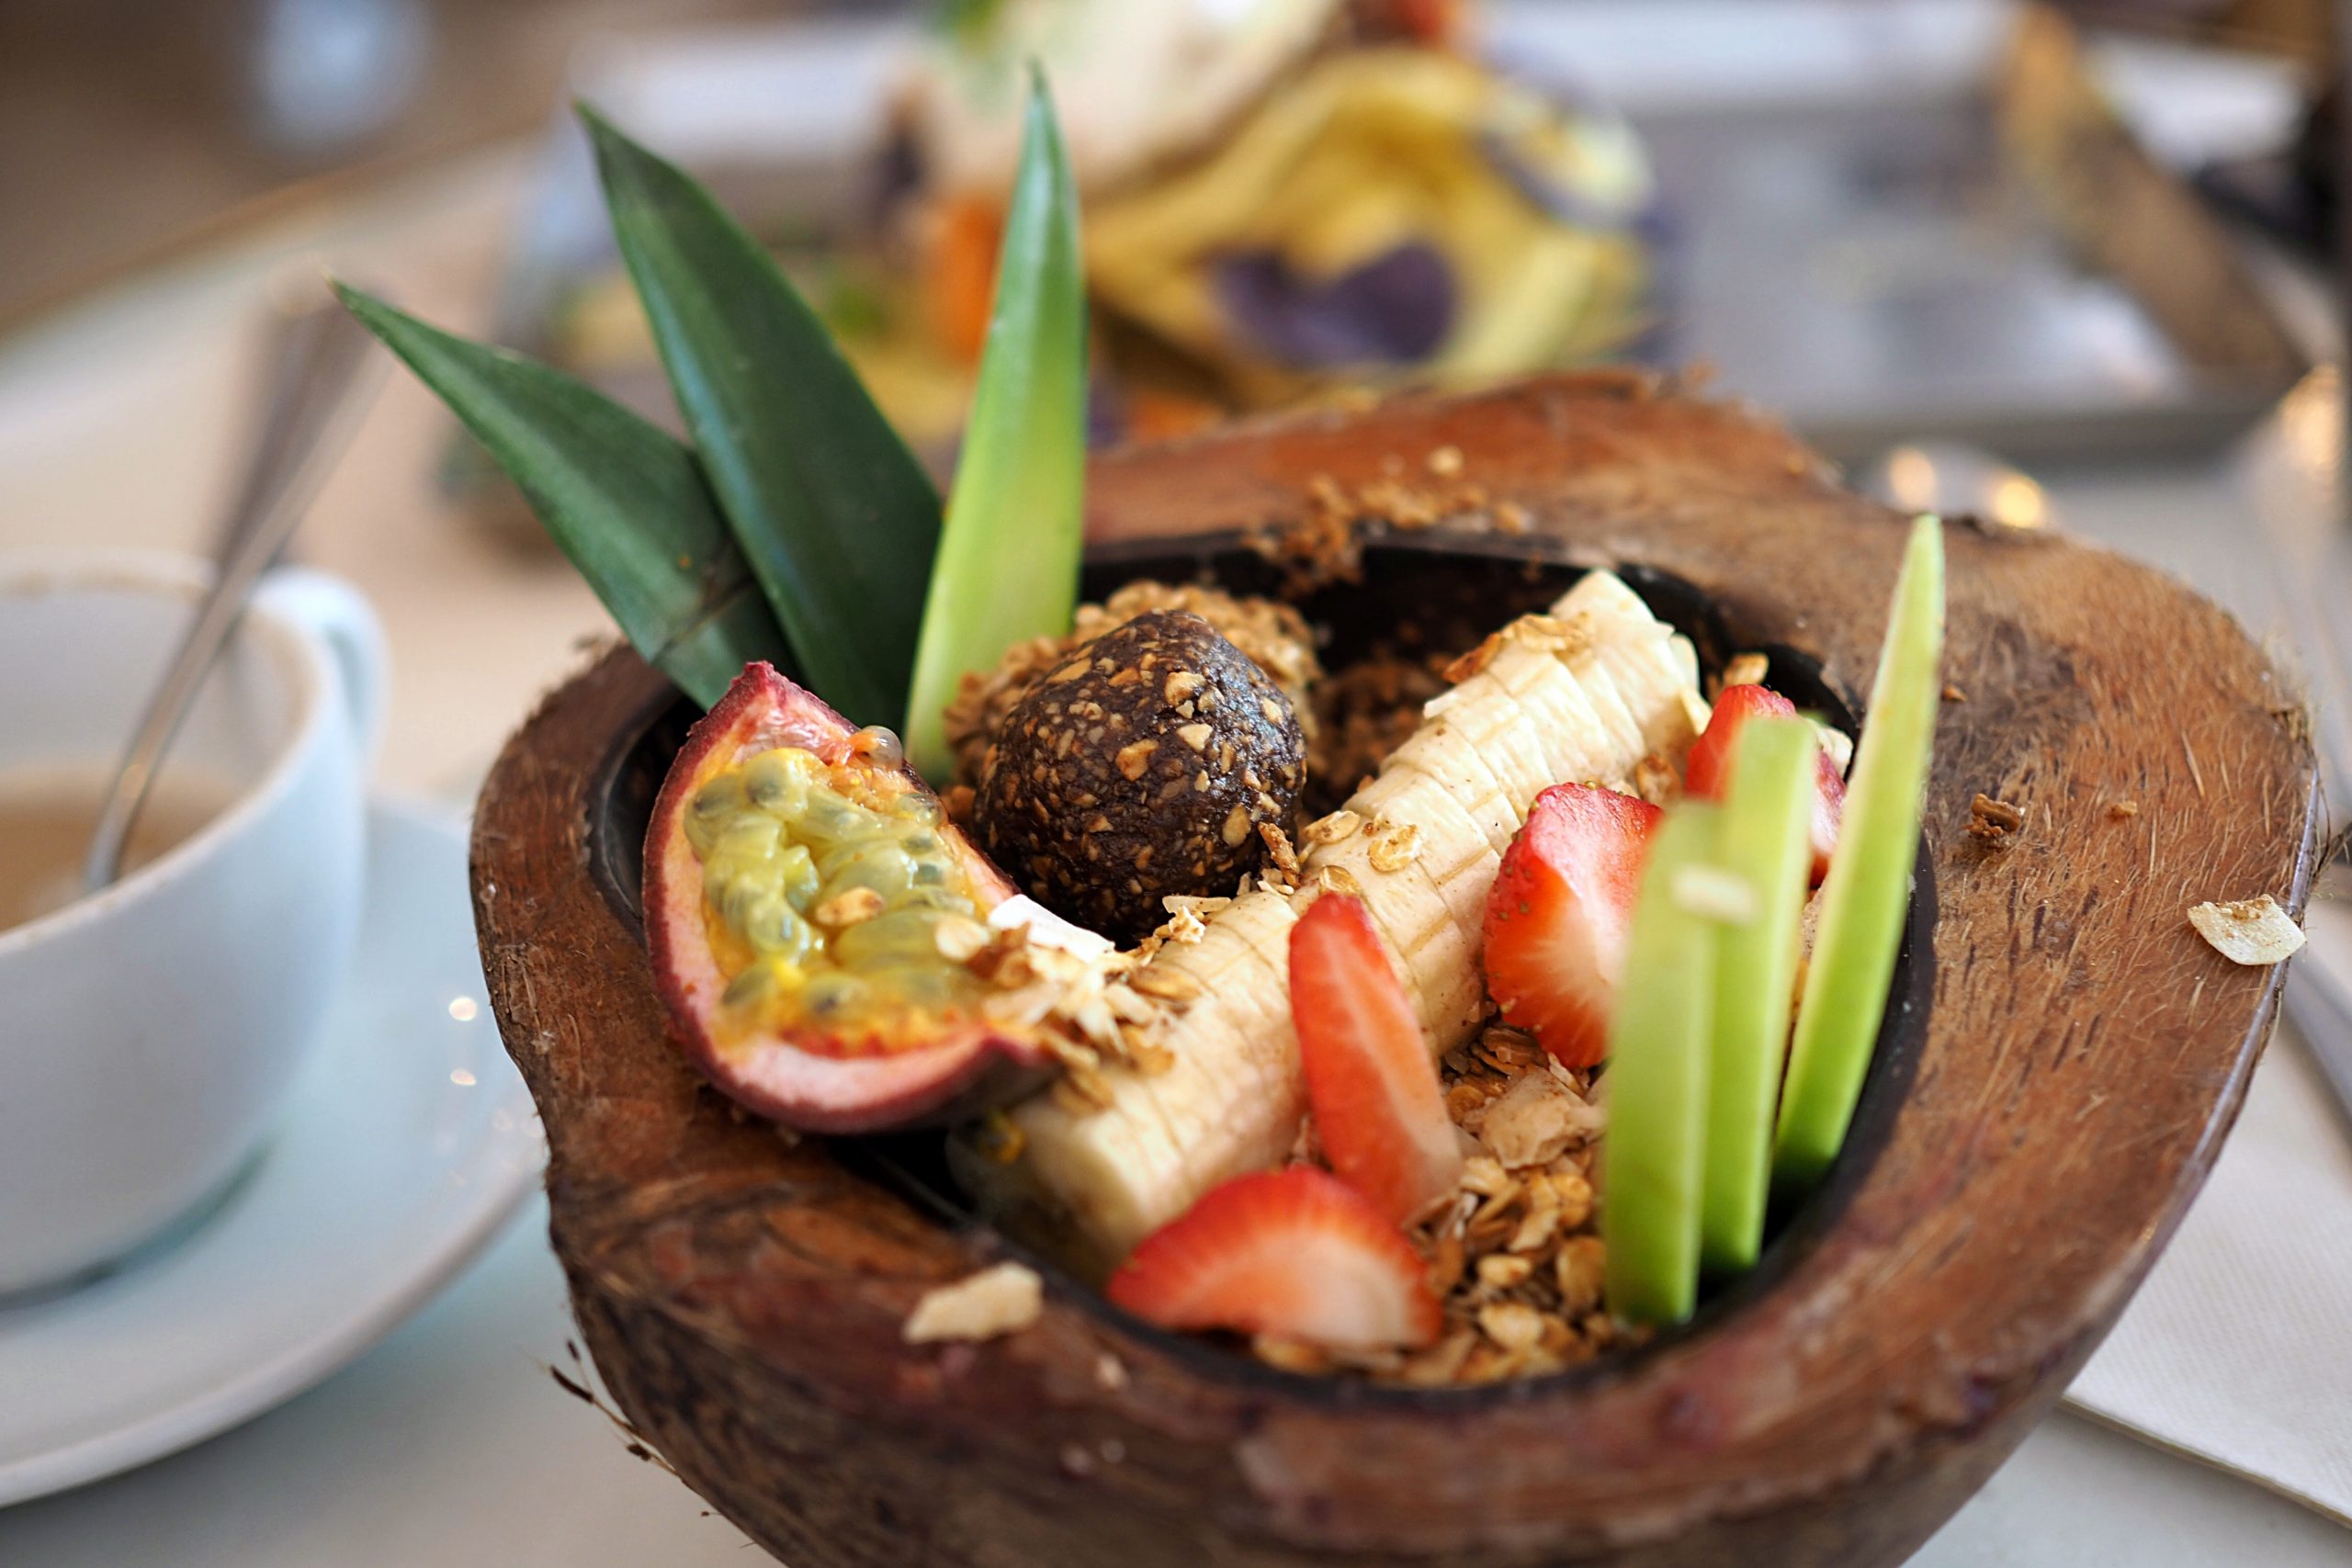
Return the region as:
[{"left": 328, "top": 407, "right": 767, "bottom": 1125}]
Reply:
[{"left": 0, "top": 800, "right": 542, "bottom": 1506}]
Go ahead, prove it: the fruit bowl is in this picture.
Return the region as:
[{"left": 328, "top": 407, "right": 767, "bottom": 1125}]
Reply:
[{"left": 472, "top": 372, "right": 2316, "bottom": 1567}]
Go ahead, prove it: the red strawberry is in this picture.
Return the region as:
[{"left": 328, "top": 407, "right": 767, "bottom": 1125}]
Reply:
[
  {"left": 1481, "top": 783, "right": 1662, "bottom": 1068},
  {"left": 1290, "top": 893, "right": 1465, "bottom": 1224},
  {"left": 1105, "top": 1168, "right": 1442, "bottom": 1349},
  {"left": 1686, "top": 683, "right": 1845, "bottom": 882}
]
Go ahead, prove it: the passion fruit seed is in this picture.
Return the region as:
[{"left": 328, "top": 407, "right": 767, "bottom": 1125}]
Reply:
[
  {"left": 852, "top": 725, "right": 907, "bottom": 771},
  {"left": 684, "top": 773, "right": 747, "bottom": 856},
  {"left": 715, "top": 815, "right": 782, "bottom": 860},
  {"left": 802, "top": 972, "right": 867, "bottom": 1018},
  {"left": 689, "top": 744, "right": 992, "bottom": 1044},
  {"left": 722, "top": 964, "right": 777, "bottom": 1010},
  {"left": 744, "top": 750, "right": 808, "bottom": 815},
  {"left": 776, "top": 845, "right": 820, "bottom": 909}
]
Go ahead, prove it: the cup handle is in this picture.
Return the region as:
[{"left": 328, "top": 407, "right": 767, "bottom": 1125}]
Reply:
[{"left": 252, "top": 568, "right": 389, "bottom": 769}]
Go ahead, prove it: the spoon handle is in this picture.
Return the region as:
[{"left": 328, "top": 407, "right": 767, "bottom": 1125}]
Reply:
[{"left": 83, "top": 294, "right": 381, "bottom": 892}]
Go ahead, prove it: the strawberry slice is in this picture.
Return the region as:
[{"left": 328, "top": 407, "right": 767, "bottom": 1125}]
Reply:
[
  {"left": 1687, "top": 683, "right": 1845, "bottom": 882},
  {"left": 1289, "top": 893, "right": 1465, "bottom": 1224},
  {"left": 1481, "top": 783, "right": 1662, "bottom": 1068},
  {"left": 1105, "top": 1168, "right": 1442, "bottom": 1349}
]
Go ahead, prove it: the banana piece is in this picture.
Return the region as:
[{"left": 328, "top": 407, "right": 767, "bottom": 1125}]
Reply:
[
  {"left": 1390, "top": 714, "right": 1521, "bottom": 855},
  {"left": 970, "top": 571, "right": 1708, "bottom": 1267}
]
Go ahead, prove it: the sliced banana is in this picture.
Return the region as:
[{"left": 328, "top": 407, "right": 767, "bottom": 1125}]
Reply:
[
  {"left": 1320, "top": 773, "right": 1497, "bottom": 1040},
  {"left": 1446, "top": 692, "right": 1558, "bottom": 809},
  {"left": 974, "top": 571, "right": 1706, "bottom": 1263},
  {"left": 1392, "top": 718, "right": 1521, "bottom": 855}
]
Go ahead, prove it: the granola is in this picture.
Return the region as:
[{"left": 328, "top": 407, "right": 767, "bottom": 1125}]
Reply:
[{"left": 1246, "top": 1007, "right": 1637, "bottom": 1387}]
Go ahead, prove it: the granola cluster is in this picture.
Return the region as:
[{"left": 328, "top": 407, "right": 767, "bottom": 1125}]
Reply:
[
  {"left": 956, "top": 924, "right": 1180, "bottom": 1119},
  {"left": 1249, "top": 448, "right": 1531, "bottom": 597},
  {"left": 1252, "top": 1021, "right": 1641, "bottom": 1386},
  {"left": 1303, "top": 648, "right": 1453, "bottom": 814}
]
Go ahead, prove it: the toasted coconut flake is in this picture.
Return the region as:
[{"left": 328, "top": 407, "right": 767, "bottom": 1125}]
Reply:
[
  {"left": 904, "top": 1262, "right": 1043, "bottom": 1344},
  {"left": 1509, "top": 612, "right": 1596, "bottom": 660},
  {"left": 1442, "top": 633, "right": 1505, "bottom": 685},
  {"left": 1476, "top": 1253, "right": 1533, "bottom": 1290},
  {"left": 1129, "top": 965, "right": 1204, "bottom": 1002},
  {"left": 1477, "top": 1302, "right": 1546, "bottom": 1354},
  {"left": 1153, "top": 896, "right": 1223, "bottom": 947},
  {"left": 1632, "top": 751, "right": 1678, "bottom": 806},
  {"left": 2188, "top": 895, "right": 2305, "bottom": 965},
  {"left": 1815, "top": 722, "right": 1855, "bottom": 777},
  {"left": 1368, "top": 819, "right": 1423, "bottom": 872},
  {"left": 1301, "top": 808, "right": 1363, "bottom": 846},
  {"left": 1722, "top": 652, "right": 1770, "bottom": 689},
  {"left": 1554, "top": 1235, "right": 1607, "bottom": 1315},
  {"left": 1258, "top": 821, "right": 1301, "bottom": 877},
  {"left": 1508, "top": 1182, "right": 1563, "bottom": 1254},
  {"left": 1460, "top": 1154, "right": 1514, "bottom": 1198},
  {"left": 1478, "top": 1072, "right": 1602, "bottom": 1168}
]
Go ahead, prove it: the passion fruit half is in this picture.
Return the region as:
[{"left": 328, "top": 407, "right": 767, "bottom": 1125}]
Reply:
[{"left": 645, "top": 663, "right": 1061, "bottom": 1132}]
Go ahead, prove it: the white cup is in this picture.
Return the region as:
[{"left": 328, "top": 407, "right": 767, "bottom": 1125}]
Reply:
[{"left": 0, "top": 551, "right": 384, "bottom": 1295}]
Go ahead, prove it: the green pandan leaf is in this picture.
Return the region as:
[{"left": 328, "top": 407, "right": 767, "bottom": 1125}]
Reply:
[
  {"left": 335, "top": 284, "right": 786, "bottom": 710},
  {"left": 581, "top": 105, "right": 942, "bottom": 732},
  {"left": 1774, "top": 516, "right": 1946, "bottom": 1196},
  {"left": 903, "top": 67, "right": 1088, "bottom": 784}
]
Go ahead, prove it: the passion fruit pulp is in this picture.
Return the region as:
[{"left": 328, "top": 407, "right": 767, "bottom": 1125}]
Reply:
[{"left": 645, "top": 663, "right": 1055, "bottom": 1132}]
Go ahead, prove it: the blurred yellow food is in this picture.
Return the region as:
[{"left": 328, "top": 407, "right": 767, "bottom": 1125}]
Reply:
[{"left": 1084, "top": 48, "right": 1654, "bottom": 408}]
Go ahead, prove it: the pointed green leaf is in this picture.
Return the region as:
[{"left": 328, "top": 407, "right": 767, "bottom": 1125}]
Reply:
[
  {"left": 581, "top": 106, "right": 941, "bottom": 731},
  {"left": 334, "top": 283, "right": 786, "bottom": 710},
  {"left": 904, "top": 67, "right": 1088, "bottom": 783}
]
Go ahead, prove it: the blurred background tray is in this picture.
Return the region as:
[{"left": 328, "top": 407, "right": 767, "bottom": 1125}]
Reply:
[{"left": 466, "top": 0, "right": 2313, "bottom": 483}]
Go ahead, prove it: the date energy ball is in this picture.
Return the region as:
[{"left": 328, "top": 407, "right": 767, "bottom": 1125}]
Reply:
[{"left": 976, "top": 611, "right": 1307, "bottom": 942}]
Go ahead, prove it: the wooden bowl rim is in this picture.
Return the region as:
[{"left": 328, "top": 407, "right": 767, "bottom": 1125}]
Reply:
[
  {"left": 570, "top": 542, "right": 1943, "bottom": 1412},
  {"left": 475, "top": 375, "right": 2320, "bottom": 1564}
]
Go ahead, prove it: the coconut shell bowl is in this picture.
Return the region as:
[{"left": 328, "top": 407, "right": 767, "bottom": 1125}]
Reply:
[{"left": 471, "top": 373, "right": 2316, "bottom": 1567}]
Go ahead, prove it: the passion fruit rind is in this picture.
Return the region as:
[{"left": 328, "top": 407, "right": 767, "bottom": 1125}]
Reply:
[{"left": 646, "top": 662, "right": 1058, "bottom": 1133}]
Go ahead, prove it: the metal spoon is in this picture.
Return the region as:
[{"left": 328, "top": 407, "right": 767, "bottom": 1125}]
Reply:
[{"left": 82, "top": 289, "right": 381, "bottom": 892}]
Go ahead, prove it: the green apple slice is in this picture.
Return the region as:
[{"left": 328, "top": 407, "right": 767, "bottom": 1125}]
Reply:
[
  {"left": 1602, "top": 803, "right": 1724, "bottom": 1325},
  {"left": 1773, "top": 516, "right": 1946, "bottom": 1196},
  {"left": 1701, "top": 716, "right": 1820, "bottom": 1277}
]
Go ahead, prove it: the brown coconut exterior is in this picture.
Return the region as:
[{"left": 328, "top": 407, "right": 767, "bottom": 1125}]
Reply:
[{"left": 473, "top": 372, "right": 2317, "bottom": 1567}]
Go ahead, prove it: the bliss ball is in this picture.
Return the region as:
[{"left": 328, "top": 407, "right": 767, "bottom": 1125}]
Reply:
[{"left": 977, "top": 610, "right": 1307, "bottom": 943}]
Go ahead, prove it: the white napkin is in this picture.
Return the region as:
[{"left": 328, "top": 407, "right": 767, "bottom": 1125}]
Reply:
[{"left": 2065, "top": 940, "right": 2352, "bottom": 1527}]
